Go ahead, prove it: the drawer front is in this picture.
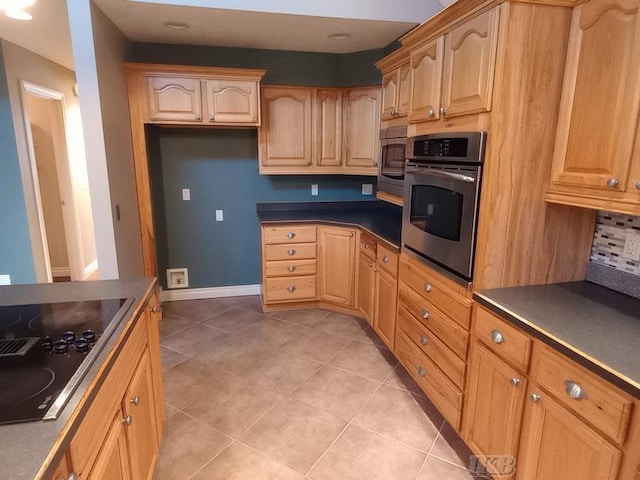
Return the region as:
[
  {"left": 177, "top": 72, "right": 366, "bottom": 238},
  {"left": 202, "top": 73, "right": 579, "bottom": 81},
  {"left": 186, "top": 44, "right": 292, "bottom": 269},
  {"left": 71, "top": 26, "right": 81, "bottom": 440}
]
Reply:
[
  {"left": 399, "top": 256, "right": 471, "bottom": 328},
  {"left": 397, "top": 307, "right": 466, "bottom": 389},
  {"left": 535, "top": 344, "right": 633, "bottom": 444},
  {"left": 264, "top": 276, "right": 317, "bottom": 303},
  {"left": 263, "top": 225, "right": 317, "bottom": 245},
  {"left": 395, "top": 330, "right": 463, "bottom": 431},
  {"left": 265, "top": 259, "right": 317, "bottom": 278},
  {"left": 398, "top": 284, "right": 469, "bottom": 359},
  {"left": 359, "top": 234, "right": 377, "bottom": 259},
  {"left": 264, "top": 243, "right": 317, "bottom": 261},
  {"left": 377, "top": 244, "right": 398, "bottom": 277}
]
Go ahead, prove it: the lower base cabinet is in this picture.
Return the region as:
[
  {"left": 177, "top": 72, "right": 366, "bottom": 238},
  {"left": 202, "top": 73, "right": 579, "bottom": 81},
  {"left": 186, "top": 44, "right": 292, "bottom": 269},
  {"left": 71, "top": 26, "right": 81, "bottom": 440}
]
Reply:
[
  {"left": 374, "top": 262, "right": 397, "bottom": 350},
  {"left": 318, "top": 226, "right": 357, "bottom": 307},
  {"left": 89, "top": 411, "right": 131, "bottom": 480},
  {"left": 358, "top": 249, "right": 376, "bottom": 324}
]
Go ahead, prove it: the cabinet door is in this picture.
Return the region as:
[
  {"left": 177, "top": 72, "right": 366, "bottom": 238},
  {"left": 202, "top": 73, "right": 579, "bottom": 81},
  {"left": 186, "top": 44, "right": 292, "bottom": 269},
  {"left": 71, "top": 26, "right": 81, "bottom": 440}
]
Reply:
[
  {"left": 374, "top": 267, "right": 397, "bottom": 350},
  {"left": 516, "top": 387, "right": 622, "bottom": 480},
  {"left": 408, "top": 38, "right": 444, "bottom": 123},
  {"left": 550, "top": 0, "right": 640, "bottom": 192},
  {"left": 122, "top": 349, "right": 158, "bottom": 480},
  {"left": 462, "top": 342, "right": 526, "bottom": 476},
  {"left": 147, "top": 76, "right": 202, "bottom": 122},
  {"left": 260, "top": 87, "right": 313, "bottom": 168},
  {"left": 314, "top": 89, "right": 343, "bottom": 167},
  {"left": 318, "top": 226, "right": 357, "bottom": 306},
  {"left": 87, "top": 411, "right": 131, "bottom": 480},
  {"left": 358, "top": 251, "right": 376, "bottom": 325},
  {"left": 441, "top": 7, "right": 500, "bottom": 118},
  {"left": 381, "top": 70, "right": 399, "bottom": 119},
  {"left": 397, "top": 63, "right": 412, "bottom": 117},
  {"left": 204, "top": 80, "right": 259, "bottom": 124},
  {"left": 343, "top": 87, "right": 380, "bottom": 172}
]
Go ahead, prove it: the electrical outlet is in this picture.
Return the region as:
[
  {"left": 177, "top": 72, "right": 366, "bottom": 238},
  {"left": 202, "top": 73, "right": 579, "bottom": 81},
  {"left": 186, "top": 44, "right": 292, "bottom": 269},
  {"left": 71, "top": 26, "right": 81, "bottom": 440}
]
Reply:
[
  {"left": 0, "top": 274, "right": 11, "bottom": 286},
  {"left": 362, "top": 184, "right": 373, "bottom": 195},
  {"left": 215, "top": 210, "right": 224, "bottom": 222},
  {"left": 166, "top": 268, "right": 189, "bottom": 289},
  {"left": 623, "top": 231, "right": 640, "bottom": 261},
  {"left": 311, "top": 184, "right": 318, "bottom": 196},
  {"left": 182, "top": 188, "right": 191, "bottom": 201}
]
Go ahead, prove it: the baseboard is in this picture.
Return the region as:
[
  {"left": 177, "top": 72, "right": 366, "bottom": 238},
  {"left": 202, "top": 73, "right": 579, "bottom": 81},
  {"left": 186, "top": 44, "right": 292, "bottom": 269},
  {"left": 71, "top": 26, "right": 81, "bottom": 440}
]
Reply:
[
  {"left": 159, "top": 284, "right": 261, "bottom": 302},
  {"left": 83, "top": 259, "right": 99, "bottom": 279},
  {"left": 51, "top": 267, "right": 70, "bottom": 277}
]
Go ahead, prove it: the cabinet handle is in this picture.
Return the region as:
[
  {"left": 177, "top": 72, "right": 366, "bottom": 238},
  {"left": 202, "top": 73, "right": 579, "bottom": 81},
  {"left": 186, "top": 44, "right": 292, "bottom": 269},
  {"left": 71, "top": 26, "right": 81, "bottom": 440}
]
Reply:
[
  {"left": 428, "top": 108, "right": 435, "bottom": 118},
  {"left": 287, "top": 249, "right": 296, "bottom": 255},
  {"left": 510, "top": 377, "right": 521, "bottom": 387},
  {"left": 390, "top": 108, "right": 396, "bottom": 116},
  {"left": 421, "top": 309, "right": 430, "bottom": 320},
  {"left": 349, "top": 232, "right": 354, "bottom": 237},
  {"left": 288, "top": 265, "right": 296, "bottom": 272},
  {"left": 635, "top": 181, "right": 640, "bottom": 190},
  {"left": 606, "top": 178, "right": 619, "bottom": 189},
  {"left": 382, "top": 255, "right": 389, "bottom": 263},
  {"left": 373, "top": 162, "right": 378, "bottom": 167},
  {"left": 417, "top": 366, "right": 426, "bottom": 377},
  {"left": 423, "top": 283, "right": 432, "bottom": 292},
  {"left": 209, "top": 115, "right": 214, "bottom": 121},
  {"left": 419, "top": 335, "right": 428, "bottom": 345},
  {"left": 491, "top": 330, "right": 505, "bottom": 344},
  {"left": 195, "top": 114, "right": 201, "bottom": 121},
  {"left": 373, "top": 267, "right": 379, "bottom": 272},
  {"left": 287, "top": 285, "right": 296, "bottom": 293},
  {"left": 287, "top": 232, "right": 296, "bottom": 239},
  {"left": 529, "top": 393, "right": 541, "bottom": 403},
  {"left": 130, "top": 395, "right": 140, "bottom": 405},
  {"left": 151, "top": 305, "right": 161, "bottom": 313},
  {"left": 439, "top": 107, "right": 446, "bottom": 117},
  {"left": 564, "top": 380, "right": 588, "bottom": 400},
  {"left": 364, "top": 243, "right": 369, "bottom": 249},
  {"left": 122, "top": 415, "right": 133, "bottom": 426},
  {"left": 65, "top": 473, "right": 78, "bottom": 480},
  {"left": 368, "top": 262, "right": 373, "bottom": 268}
]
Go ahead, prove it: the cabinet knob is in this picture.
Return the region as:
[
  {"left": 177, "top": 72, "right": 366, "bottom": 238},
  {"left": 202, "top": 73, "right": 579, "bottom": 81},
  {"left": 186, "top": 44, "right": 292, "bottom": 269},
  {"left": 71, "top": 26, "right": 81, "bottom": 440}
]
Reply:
[
  {"left": 421, "top": 309, "right": 430, "bottom": 320},
  {"left": 607, "top": 178, "right": 619, "bottom": 189},
  {"left": 636, "top": 181, "right": 640, "bottom": 190},
  {"left": 130, "top": 395, "right": 140, "bottom": 406},
  {"left": 382, "top": 255, "right": 389, "bottom": 263},
  {"left": 209, "top": 115, "right": 214, "bottom": 121},
  {"left": 364, "top": 243, "right": 369, "bottom": 249},
  {"left": 368, "top": 262, "right": 373, "bottom": 268},
  {"left": 287, "top": 232, "right": 296, "bottom": 239},
  {"left": 349, "top": 232, "right": 354, "bottom": 237},
  {"left": 373, "top": 162, "right": 378, "bottom": 167},
  {"left": 491, "top": 330, "right": 505, "bottom": 344},
  {"left": 417, "top": 366, "right": 426, "bottom": 377},
  {"left": 288, "top": 265, "right": 296, "bottom": 272},
  {"left": 564, "top": 380, "right": 587, "bottom": 400},
  {"left": 151, "top": 305, "right": 160, "bottom": 313},
  {"left": 439, "top": 107, "right": 446, "bottom": 117},
  {"left": 423, "top": 283, "right": 432, "bottom": 292},
  {"left": 122, "top": 415, "right": 133, "bottom": 426},
  {"left": 428, "top": 108, "right": 435, "bottom": 118},
  {"left": 390, "top": 108, "right": 397, "bottom": 116},
  {"left": 287, "top": 285, "right": 296, "bottom": 293},
  {"left": 529, "top": 393, "right": 541, "bottom": 403},
  {"left": 419, "top": 335, "right": 428, "bottom": 345},
  {"left": 287, "top": 249, "right": 296, "bottom": 255},
  {"left": 65, "top": 473, "right": 79, "bottom": 480},
  {"left": 195, "top": 114, "right": 201, "bottom": 121},
  {"left": 510, "top": 377, "right": 521, "bottom": 387}
]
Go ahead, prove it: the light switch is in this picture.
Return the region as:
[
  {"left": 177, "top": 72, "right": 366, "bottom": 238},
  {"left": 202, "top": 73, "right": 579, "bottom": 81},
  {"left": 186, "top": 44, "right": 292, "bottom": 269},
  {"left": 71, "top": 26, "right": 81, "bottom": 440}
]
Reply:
[
  {"left": 215, "top": 209, "right": 224, "bottom": 222},
  {"left": 0, "top": 274, "right": 11, "bottom": 286},
  {"left": 362, "top": 184, "right": 373, "bottom": 195},
  {"left": 311, "top": 184, "right": 319, "bottom": 196},
  {"left": 182, "top": 189, "right": 190, "bottom": 201}
]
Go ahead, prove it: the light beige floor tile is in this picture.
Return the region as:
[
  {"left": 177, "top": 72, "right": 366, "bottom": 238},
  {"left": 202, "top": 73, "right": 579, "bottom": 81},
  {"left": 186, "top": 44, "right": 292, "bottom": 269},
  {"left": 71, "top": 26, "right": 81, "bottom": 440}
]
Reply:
[
  {"left": 160, "top": 346, "right": 188, "bottom": 371},
  {"left": 430, "top": 422, "right": 474, "bottom": 468},
  {"left": 310, "top": 312, "right": 369, "bottom": 339},
  {"left": 353, "top": 385, "right": 440, "bottom": 452},
  {"left": 202, "top": 307, "right": 267, "bottom": 334},
  {"left": 328, "top": 340, "right": 397, "bottom": 381},
  {"left": 416, "top": 456, "right": 477, "bottom": 480},
  {"left": 164, "top": 298, "right": 232, "bottom": 322},
  {"left": 163, "top": 358, "right": 233, "bottom": 409},
  {"left": 192, "top": 333, "right": 274, "bottom": 374},
  {"left": 160, "top": 324, "right": 228, "bottom": 357},
  {"left": 238, "top": 349, "right": 322, "bottom": 394},
  {"left": 153, "top": 412, "right": 231, "bottom": 480},
  {"left": 191, "top": 442, "right": 304, "bottom": 480},
  {"left": 353, "top": 327, "right": 389, "bottom": 349},
  {"left": 239, "top": 398, "right": 346, "bottom": 475},
  {"left": 290, "top": 365, "right": 380, "bottom": 421},
  {"left": 159, "top": 311, "right": 198, "bottom": 338},
  {"left": 384, "top": 363, "right": 428, "bottom": 397},
  {"left": 238, "top": 317, "right": 306, "bottom": 348},
  {"left": 279, "top": 329, "right": 351, "bottom": 363},
  {"left": 184, "top": 375, "right": 285, "bottom": 438},
  {"left": 309, "top": 424, "right": 425, "bottom": 480},
  {"left": 270, "top": 308, "right": 330, "bottom": 326}
]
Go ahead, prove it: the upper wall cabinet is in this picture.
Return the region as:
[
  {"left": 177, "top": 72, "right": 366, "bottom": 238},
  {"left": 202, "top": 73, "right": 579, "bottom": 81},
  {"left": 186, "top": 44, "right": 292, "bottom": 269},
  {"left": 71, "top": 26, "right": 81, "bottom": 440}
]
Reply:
[
  {"left": 545, "top": 0, "right": 640, "bottom": 216},
  {"left": 343, "top": 86, "right": 381, "bottom": 173},
  {"left": 381, "top": 63, "right": 412, "bottom": 120},
  {"left": 126, "top": 63, "right": 266, "bottom": 126}
]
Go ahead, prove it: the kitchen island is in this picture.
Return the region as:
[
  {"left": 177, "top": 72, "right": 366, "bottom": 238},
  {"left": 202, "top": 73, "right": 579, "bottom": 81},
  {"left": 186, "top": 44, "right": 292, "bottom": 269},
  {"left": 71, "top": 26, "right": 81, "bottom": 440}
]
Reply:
[{"left": 0, "top": 278, "right": 164, "bottom": 480}]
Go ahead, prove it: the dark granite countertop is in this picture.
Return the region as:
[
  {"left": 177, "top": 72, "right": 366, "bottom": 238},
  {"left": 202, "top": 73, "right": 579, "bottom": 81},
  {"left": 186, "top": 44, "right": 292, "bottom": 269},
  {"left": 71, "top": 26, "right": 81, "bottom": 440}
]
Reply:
[
  {"left": 475, "top": 281, "right": 640, "bottom": 397},
  {"left": 257, "top": 200, "right": 403, "bottom": 249},
  {"left": 0, "top": 278, "right": 156, "bottom": 480}
]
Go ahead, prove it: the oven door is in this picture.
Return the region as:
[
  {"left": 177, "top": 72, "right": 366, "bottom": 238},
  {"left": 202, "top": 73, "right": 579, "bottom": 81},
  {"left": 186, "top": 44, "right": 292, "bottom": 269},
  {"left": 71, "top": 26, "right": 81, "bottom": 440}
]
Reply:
[
  {"left": 380, "top": 140, "right": 406, "bottom": 180},
  {"left": 402, "top": 165, "right": 481, "bottom": 280}
]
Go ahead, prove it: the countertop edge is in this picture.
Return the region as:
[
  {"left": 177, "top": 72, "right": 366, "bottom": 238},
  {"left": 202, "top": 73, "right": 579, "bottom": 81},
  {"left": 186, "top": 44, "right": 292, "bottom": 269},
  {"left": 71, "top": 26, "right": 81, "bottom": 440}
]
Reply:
[{"left": 473, "top": 292, "right": 640, "bottom": 399}]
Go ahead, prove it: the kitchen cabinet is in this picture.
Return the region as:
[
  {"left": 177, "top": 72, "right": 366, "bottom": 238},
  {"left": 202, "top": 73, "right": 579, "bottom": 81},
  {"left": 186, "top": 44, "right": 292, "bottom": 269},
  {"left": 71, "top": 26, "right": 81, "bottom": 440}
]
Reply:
[
  {"left": 314, "top": 89, "right": 343, "bottom": 167},
  {"left": 373, "top": 245, "right": 398, "bottom": 350},
  {"left": 358, "top": 250, "right": 376, "bottom": 325},
  {"left": 407, "top": 38, "right": 443, "bottom": 123},
  {"left": 88, "top": 410, "right": 131, "bottom": 480},
  {"left": 343, "top": 87, "right": 381, "bottom": 174},
  {"left": 203, "top": 79, "right": 260, "bottom": 124},
  {"left": 318, "top": 226, "right": 357, "bottom": 307},
  {"left": 147, "top": 76, "right": 202, "bottom": 123},
  {"left": 545, "top": 0, "right": 640, "bottom": 215},
  {"left": 381, "top": 62, "right": 411, "bottom": 120}
]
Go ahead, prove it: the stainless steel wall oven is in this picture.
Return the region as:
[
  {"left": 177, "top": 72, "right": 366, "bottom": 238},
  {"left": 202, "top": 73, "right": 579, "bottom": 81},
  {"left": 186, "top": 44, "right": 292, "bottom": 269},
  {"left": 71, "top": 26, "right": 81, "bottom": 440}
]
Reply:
[{"left": 402, "top": 131, "right": 487, "bottom": 282}]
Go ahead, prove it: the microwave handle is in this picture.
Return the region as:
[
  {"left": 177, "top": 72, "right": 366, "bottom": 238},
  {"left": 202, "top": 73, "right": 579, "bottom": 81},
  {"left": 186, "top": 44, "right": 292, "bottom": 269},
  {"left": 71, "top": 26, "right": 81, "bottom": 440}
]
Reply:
[{"left": 406, "top": 166, "right": 476, "bottom": 183}]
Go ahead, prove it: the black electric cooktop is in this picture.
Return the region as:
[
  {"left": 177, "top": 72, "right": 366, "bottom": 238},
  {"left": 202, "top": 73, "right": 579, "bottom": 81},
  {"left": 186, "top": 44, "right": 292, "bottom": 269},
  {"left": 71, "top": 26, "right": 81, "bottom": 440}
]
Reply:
[{"left": 0, "top": 297, "right": 134, "bottom": 425}]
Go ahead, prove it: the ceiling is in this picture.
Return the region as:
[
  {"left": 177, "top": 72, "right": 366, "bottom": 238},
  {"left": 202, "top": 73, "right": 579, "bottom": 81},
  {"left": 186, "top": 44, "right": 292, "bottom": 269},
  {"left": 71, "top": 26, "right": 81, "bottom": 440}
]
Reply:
[{"left": 0, "top": 0, "right": 449, "bottom": 72}]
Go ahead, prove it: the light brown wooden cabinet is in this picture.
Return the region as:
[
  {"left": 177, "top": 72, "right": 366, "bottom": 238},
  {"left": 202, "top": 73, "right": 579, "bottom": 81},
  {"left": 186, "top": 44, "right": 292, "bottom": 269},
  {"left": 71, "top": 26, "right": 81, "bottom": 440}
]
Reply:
[
  {"left": 315, "top": 89, "right": 343, "bottom": 167},
  {"left": 87, "top": 411, "right": 131, "bottom": 480},
  {"left": 358, "top": 249, "right": 376, "bottom": 325},
  {"left": 343, "top": 87, "right": 381, "bottom": 174},
  {"left": 318, "top": 226, "right": 357, "bottom": 307},
  {"left": 381, "top": 62, "right": 411, "bottom": 120},
  {"left": 407, "top": 38, "right": 444, "bottom": 123},
  {"left": 545, "top": 0, "right": 640, "bottom": 215},
  {"left": 147, "top": 76, "right": 203, "bottom": 123}
]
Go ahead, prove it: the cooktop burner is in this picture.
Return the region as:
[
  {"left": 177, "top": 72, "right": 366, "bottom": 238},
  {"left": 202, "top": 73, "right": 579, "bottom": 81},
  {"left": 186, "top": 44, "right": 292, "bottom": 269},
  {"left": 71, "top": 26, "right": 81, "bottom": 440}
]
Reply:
[{"left": 0, "top": 297, "right": 134, "bottom": 425}]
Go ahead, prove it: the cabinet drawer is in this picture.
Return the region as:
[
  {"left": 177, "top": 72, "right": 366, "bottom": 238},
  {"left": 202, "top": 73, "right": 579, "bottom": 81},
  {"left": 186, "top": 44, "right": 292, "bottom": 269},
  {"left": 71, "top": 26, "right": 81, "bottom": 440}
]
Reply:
[
  {"left": 396, "top": 330, "right": 463, "bottom": 431},
  {"left": 377, "top": 244, "right": 398, "bottom": 277},
  {"left": 535, "top": 344, "right": 633, "bottom": 445},
  {"left": 264, "top": 243, "right": 316, "bottom": 261},
  {"left": 399, "top": 255, "right": 471, "bottom": 328},
  {"left": 359, "top": 234, "right": 377, "bottom": 260},
  {"left": 398, "top": 284, "right": 469, "bottom": 359},
  {"left": 264, "top": 276, "right": 317, "bottom": 303},
  {"left": 397, "top": 307, "right": 466, "bottom": 389},
  {"left": 265, "top": 259, "right": 317, "bottom": 277},
  {"left": 70, "top": 315, "right": 148, "bottom": 475},
  {"left": 263, "top": 225, "right": 316, "bottom": 244},
  {"left": 473, "top": 305, "right": 532, "bottom": 372}
]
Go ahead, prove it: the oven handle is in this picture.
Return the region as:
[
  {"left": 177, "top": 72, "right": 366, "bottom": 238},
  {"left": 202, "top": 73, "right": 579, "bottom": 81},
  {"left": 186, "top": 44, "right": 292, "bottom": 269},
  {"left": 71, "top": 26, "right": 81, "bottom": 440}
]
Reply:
[{"left": 406, "top": 166, "right": 476, "bottom": 183}]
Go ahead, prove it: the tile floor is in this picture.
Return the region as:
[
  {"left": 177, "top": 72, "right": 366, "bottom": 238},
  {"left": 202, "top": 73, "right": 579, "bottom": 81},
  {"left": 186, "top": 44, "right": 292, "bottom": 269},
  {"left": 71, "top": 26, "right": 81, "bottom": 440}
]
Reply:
[{"left": 154, "top": 296, "right": 484, "bottom": 480}]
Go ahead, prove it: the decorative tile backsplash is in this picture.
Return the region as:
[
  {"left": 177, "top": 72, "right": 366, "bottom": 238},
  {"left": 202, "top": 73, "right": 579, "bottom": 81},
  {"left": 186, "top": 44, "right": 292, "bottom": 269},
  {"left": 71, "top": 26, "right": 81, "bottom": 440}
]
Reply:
[{"left": 590, "top": 211, "right": 640, "bottom": 276}]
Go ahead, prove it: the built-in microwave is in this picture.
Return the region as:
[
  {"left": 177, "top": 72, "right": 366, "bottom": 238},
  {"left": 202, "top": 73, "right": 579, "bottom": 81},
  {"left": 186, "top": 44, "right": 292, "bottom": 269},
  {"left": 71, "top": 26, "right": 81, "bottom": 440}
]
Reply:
[
  {"left": 402, "top": 132, "right": 487, "bottom": 282},
  {"left": 377, "top": 125, "right": 407, "bottom": 198}
]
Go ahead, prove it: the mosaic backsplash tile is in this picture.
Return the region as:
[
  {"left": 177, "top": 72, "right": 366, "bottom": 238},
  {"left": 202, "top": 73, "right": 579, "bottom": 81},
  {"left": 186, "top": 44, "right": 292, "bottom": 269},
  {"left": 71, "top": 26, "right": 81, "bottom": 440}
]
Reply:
[{"left": 590, "top": 211, "right": 640, "bottom": 276}]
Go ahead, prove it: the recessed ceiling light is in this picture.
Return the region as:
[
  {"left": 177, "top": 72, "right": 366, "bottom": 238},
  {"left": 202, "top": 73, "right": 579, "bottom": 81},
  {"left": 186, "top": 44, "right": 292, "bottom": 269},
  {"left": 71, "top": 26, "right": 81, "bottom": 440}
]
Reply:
[
  {"left": 5, "top": 8, "right": 32, "bottom": 20},
  {"left": 328, "top": 33, "right": 351, "bottom": 40},
  {"left": 0, "top": 0, "right": 35, "bottom": 9},
  {"left": 163, "top": 21, "right": 190, "bottom": 30}
]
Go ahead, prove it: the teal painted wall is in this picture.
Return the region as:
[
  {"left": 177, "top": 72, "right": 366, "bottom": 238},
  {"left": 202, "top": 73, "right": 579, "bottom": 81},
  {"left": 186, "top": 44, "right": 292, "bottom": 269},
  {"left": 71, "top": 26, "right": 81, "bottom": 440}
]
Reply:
[{"left": 0, "top": 43, "right": 36, "bottom": 284}]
